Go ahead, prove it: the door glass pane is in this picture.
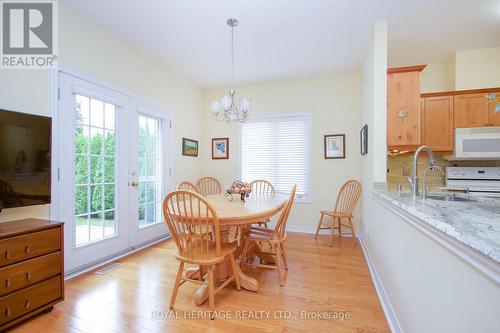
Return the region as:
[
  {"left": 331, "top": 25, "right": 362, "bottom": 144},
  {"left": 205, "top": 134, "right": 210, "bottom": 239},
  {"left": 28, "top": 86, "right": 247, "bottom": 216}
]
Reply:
[
  {"left": 75, "top": 94, "right": 117, "bottom": 247},
  {"left": 138, "top": 115, "right": 163, "bottom": 228}
]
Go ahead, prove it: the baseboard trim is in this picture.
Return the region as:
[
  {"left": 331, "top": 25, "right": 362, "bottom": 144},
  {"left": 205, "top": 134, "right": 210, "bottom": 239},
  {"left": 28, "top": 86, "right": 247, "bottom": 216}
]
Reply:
[
  {"left": 284, "top": 225, "right": 355, "bottom": 236},
  {"left": 359, "top": 236, "right": 403, "bottom": 333},
  {"left": 65, "top": 235, "right": 171, "bottom": 280}
]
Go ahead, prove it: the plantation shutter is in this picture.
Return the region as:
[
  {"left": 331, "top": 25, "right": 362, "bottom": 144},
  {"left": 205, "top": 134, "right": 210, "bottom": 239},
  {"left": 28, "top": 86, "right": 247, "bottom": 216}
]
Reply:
[{"left": 241, "top": 114, "right": 311, "bottom": 201}]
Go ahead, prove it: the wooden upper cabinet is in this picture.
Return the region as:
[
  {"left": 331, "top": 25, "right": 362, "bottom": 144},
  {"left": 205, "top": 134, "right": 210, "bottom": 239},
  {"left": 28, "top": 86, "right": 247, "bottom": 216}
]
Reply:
[
  {"left": 488, "top": 95, "right": 500, "bottom": 126},
  {"left": 421, "top": 96, "right": 454, "bottom": 151},
  {"left": 387, "top": 66, "right": 425, "bottom": 148},
  {"left": 454, "top": 93, "right": 488, "bottom": 128}
]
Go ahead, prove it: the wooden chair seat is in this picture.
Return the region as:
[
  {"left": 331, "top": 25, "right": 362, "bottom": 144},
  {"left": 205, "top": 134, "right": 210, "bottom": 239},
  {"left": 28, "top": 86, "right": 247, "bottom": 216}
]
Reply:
[
  {"left": 245, "top": 228, "right": 286, "bottom": 243},
  {"left": 320, "top": 210, "right": 353, "bottom": 218},
  {"left": 176, "top": 241, "right": 237, "bottom": 265}
]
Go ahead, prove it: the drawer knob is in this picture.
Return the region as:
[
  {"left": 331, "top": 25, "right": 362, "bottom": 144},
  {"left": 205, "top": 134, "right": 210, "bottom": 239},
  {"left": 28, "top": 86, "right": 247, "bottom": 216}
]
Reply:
[
  {"left": 26, "top": 272, "right": 32, "bottom": 281},
  {"left": 5, "top": 308, "right": 10, "bottom": 317},
  {"left": 5, "top": 251, "right": 10, "bottom": 260},
  {"left": 25, "top": 245, "right": 30, "bottom": 255},
  {"left": 5, "top": 279, "right": 10, "bottom": 288},
  {"left": 25, "top": 300, "right": 31, "bottom": 310}
]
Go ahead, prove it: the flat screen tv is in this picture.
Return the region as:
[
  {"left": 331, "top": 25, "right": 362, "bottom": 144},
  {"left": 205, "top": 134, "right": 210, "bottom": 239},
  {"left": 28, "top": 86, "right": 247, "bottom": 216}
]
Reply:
[{"left": 0, "top": 109, "right": 51, "bottom": 210}]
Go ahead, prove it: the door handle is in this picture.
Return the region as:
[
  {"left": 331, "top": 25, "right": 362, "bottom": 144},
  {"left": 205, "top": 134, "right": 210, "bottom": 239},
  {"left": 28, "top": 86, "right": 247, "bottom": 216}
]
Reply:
[{"left": 131, "top": 181, "right": 139, "bottom": 188}]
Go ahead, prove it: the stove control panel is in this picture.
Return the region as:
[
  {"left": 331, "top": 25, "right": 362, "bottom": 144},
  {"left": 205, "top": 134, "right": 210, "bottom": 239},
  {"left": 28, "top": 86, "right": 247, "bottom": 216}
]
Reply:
[{"left": 446, "top": 167, "right": 500, "bottom": 180}]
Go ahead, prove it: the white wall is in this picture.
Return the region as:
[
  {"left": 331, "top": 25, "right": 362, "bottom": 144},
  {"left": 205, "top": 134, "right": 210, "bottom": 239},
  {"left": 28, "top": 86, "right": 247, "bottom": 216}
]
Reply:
[
  {"left": 0, "top": 3, "right": 204, "bottom": 222},
  {"left": 360, "top": 19, "right": 387, "bottom": 241},
  {"left": 420, "top": 60, "right": 455, "bottom": 93},
  {"left": 455, "top": 47, "right": 500, "bottom": 90},
  {"left": 414, "top": 47, "right": 500, "bottom": 93},
  {"left": 202, "top": 73, "right": 363, "bottom": 231}
]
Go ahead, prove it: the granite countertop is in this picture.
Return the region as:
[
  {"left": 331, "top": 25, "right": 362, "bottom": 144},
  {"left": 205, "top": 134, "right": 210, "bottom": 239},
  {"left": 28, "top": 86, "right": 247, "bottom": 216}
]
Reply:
[{"left": 373, "top": 186, "right": 500, "bottom": 264}]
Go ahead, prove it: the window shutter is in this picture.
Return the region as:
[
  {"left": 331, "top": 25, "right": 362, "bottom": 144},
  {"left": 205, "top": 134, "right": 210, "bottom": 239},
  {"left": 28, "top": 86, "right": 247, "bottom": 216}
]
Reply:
[{"left": 241, "top": 114, "right": 311, "bottom": 200}]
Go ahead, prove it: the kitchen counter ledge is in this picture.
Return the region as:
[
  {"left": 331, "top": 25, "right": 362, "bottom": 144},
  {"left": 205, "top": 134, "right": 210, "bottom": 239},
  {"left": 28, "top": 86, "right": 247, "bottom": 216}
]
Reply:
[{"left": 372, "top": 185, "right": 500, "bottom": 285}]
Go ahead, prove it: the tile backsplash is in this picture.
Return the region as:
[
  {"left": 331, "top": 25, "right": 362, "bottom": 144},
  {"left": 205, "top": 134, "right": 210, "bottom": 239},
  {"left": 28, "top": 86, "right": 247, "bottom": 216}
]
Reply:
[{"left": 387, "top": 154, "right": 500, "bottom": 192}]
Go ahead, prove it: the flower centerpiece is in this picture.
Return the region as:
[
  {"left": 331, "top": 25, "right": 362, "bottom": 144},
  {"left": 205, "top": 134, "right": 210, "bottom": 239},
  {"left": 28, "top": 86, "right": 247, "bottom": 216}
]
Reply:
[{"left": 226, "top": 180, "right": 252, "bottom": 202}]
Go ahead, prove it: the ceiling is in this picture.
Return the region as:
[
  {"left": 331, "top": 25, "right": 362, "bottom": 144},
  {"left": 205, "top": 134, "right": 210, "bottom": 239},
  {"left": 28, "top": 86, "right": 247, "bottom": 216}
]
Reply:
[{"left": 63, "top": 0, "right": 500, "bottom": 88}]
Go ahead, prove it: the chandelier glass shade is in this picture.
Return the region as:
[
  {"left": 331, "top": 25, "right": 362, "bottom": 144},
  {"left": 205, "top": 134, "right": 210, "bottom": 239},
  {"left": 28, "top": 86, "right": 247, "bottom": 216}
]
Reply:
[{"left": 210, "top": 18, "right": 250, "bottom": 123}]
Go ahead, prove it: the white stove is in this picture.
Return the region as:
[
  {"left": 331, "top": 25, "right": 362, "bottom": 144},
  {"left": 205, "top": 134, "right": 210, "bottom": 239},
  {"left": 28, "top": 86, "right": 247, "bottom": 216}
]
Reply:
[{"left": 446, "top": 167, "right": 500, "bottom": 197}]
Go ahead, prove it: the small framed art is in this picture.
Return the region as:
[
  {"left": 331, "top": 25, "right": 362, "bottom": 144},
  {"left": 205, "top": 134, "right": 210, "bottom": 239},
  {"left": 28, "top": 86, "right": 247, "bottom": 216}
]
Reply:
[
  {"left": 212, "top": 137, "right": 229, "bottom": 159},
  {"left": 324, "top": 134, "right": 345, "bottom": 159},
  {"left": 182, "top": 138, "right": 198, "bottom": 157}
]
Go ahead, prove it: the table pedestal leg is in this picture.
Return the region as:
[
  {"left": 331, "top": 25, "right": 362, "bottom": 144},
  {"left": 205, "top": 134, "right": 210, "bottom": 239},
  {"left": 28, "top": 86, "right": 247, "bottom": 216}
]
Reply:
[{"left": 194, "top": 225, "right": 259, "bottom": 306}]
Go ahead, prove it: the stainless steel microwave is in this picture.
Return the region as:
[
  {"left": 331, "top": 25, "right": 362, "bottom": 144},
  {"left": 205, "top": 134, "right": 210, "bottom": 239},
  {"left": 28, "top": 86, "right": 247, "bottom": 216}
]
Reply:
[{"left": 455, "top": 127, "right": 500, "bottom": 159}]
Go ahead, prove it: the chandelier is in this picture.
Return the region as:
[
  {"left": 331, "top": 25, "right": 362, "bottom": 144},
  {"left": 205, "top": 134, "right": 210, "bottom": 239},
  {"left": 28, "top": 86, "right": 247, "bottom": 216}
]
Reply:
[{"left": 210, "top": 18, "right": 250, "bottom": 123}]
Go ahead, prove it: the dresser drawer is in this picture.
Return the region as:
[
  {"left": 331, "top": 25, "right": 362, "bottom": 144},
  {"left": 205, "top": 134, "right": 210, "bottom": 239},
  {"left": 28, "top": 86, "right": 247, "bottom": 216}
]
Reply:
[
  {"left": 0, "top": 275, "right": 61, "bottom": 326},
  {"left": 0, "top": 252, "right": 61, "bottom": 297},
  {"left": 0, "top": 228, "right": 60, "bottom": 267}
]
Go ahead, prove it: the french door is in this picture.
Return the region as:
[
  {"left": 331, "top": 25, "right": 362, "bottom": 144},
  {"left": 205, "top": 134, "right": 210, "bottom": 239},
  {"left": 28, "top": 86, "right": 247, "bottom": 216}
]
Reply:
[{"left": 58, "top": 72, "right": 170, "bottom": 273}]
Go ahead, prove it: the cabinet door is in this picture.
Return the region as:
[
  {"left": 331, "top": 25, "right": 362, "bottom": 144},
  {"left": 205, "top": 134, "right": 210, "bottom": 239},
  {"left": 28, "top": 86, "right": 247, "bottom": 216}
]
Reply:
[
  {"left": 488, "top": 94, "right": 500, "bottom": 126},
  {"left": 454, "top": 93, "right": 488, "bottom": 128},
  {"left": 421, "top": 96, "right": 454, "bottom": 151},
  {"left": 387, "top": 71, "right": 421, "bottom": 147}
]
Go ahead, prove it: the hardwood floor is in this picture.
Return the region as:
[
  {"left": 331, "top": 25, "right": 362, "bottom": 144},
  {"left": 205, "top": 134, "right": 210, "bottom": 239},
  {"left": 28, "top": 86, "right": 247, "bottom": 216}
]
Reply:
[{"left": 10, "top": 232, "right": 390, "bottom": 333}]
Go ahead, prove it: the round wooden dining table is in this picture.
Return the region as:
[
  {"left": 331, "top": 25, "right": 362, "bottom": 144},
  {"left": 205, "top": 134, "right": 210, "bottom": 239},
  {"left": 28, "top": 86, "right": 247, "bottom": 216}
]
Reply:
[{"left": 192, "top": 193, "right": 288, "bottom": 305}]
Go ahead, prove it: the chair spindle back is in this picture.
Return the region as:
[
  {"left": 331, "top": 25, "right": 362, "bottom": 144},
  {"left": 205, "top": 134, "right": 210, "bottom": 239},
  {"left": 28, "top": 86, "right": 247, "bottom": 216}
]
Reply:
[
  {"left": 272, "top": 185, "right": 296, "bottom": 240},
  {"left": 196, "top": 177, "right": 222, "bottom": 196},
  {"left": 176, "top": 181, "right": 199, "bottom": 193},
  {"left": 334, "top": 180, "right": 361, "bottom": 216},
  {"left": 163, "top": 190, "right": 221, "bottom": 257},
  {"left": 249, "top": 179, "right": 275, "bottom": 195}
]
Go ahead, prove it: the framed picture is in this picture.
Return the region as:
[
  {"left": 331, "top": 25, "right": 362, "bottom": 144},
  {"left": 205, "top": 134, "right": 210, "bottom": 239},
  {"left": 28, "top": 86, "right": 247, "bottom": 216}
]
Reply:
[
  {"left": 182, "top": 138, "right": 198, "bottom": 157},
  {"left": 360, "top": 124, "right": 368, "bottom": 155},
  {"left": 212, "top": 137, "right": 229, "bottom": 159},
  {"left": 324, "top": 134, "right": 345, "bottom": 159}
]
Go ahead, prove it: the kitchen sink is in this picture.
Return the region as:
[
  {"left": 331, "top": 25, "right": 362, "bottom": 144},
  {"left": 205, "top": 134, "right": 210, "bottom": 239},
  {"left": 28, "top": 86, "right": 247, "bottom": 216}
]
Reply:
[{"left": 424, "top": 194, "right": 475, "bottom": 202}]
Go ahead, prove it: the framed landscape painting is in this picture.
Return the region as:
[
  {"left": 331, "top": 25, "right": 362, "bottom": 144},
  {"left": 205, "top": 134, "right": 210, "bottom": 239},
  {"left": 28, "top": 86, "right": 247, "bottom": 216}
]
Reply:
[
  {"left": 212, "top": 137, "right": 229, "bottom": 159},
  {"left": 324, "top": 134, "right": 345, "bottom": 159},
  {"left": 182, "top": 138, "right": 198, "bottom": 157}
]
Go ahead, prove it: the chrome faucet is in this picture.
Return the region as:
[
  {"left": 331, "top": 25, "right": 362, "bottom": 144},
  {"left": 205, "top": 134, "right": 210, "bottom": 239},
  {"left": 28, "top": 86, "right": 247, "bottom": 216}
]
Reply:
[{"left": 408, "top": 146, "right": 436, "bottom": 198}]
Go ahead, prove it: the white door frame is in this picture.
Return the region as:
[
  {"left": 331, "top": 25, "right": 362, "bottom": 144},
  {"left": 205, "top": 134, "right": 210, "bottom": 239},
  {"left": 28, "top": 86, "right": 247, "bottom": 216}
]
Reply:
[
  {"left": 127, "top": 98, "right": 171, "bottom": 245},
  {"left": 54, "top": 68, "right": 174, "bottom": 273},
  {"left": 59, "top": 72, "right": 130, "bottom": 273}
]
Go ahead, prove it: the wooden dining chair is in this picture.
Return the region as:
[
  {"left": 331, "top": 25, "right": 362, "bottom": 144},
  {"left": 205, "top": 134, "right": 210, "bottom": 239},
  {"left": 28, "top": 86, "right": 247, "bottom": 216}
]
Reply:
[
  {"left": 196, "top": 177, "right": 222, "bottom": 196},
  {"left": 249, "top": 179, "right": 275, "bottom": 227},
  {"left": 314, "top": 180, "right": 361, "bottom": 247},
  {"left": 163, "top": 190, "right": 240, "bottom": 313},
  {"left": 176, "top": 181, "right": 198, "bottom": 193},
  {"left": 241, "top": 185, "right": 296, "bottom": 287}
]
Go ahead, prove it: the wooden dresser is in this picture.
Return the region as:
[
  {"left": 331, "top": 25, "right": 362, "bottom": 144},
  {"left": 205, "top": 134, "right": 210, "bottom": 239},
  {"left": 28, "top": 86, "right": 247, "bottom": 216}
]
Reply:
[{"left": 0, "top": 219, "right": 64, "bottom": 331}]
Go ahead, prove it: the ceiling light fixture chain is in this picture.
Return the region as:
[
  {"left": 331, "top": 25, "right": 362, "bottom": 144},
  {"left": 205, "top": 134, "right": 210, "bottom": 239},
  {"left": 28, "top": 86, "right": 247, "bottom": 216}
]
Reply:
[{"left": 210, "top": 18, "right": 251, "bottom": 123}]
